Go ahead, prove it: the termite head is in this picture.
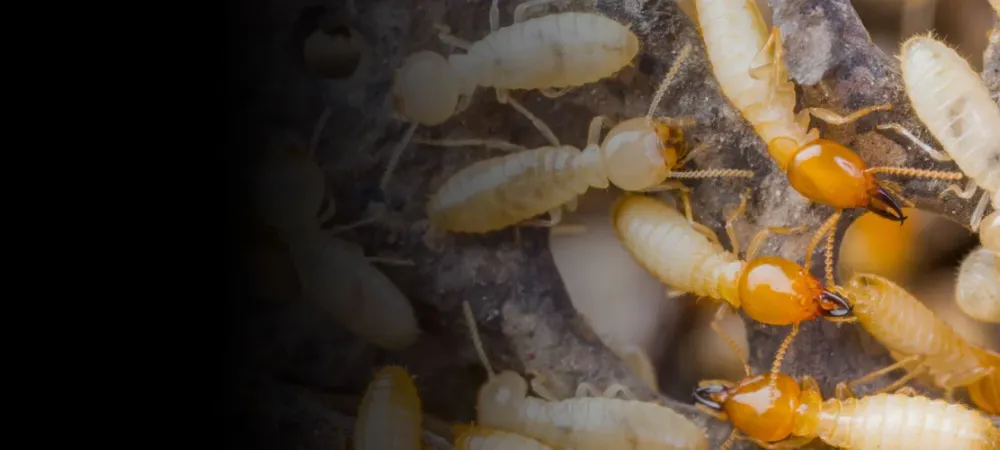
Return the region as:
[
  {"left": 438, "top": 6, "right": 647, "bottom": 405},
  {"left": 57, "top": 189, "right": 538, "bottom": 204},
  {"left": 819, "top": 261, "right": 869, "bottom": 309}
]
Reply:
[
  {"left": 392, "top": 51, "right": 459, "bottom": 126},
  {"left": 784, "top": 139, "right": 905, "bottom": 223},
  {"left": 695, "top": 374, "right": 802, "bottom": 442},
  {"left": 737, "top": 257, "right": 853, "bottom": 325},
  {"left": 599, "top": 117, "right": 683, "bottom": 191},
  {"left": 476, "top": 370, "right": 528, "bottom": 424}
]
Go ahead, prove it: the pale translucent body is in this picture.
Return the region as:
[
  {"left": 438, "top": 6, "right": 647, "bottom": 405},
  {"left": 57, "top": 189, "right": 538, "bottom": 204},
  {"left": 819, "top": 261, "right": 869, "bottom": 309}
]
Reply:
[
  {"left": 286, "top": 229, "right": 419, "bottom": 349},
  {"left": 844, "top": 274, "right": 986, "bottom": 390},
  {"left": 454, "top": 427, "right": 553, "bottom": 450},
  {"left": 354, "top": 366, "right": 423, "bottom": 450},
  {"left": 693, "top": 0, "right": 816, "bottom": 153},
  {"left": 900, "top": 36, "right": 1000, "bottom": 197},
  {"left": 956, "top": 246, "right": 1000, "bottom": 324},
  {"left": 612, "top": 195, "right": 744, "bottom": 307},
  {"left": 476, "top": 372, "right": 708, "bottom": 450},
  {"left": 449, "top": 12, "right": 639, "bottom": 92},
  {"left": 816, "top": 394, "right": 1000, "bottom": 449}
]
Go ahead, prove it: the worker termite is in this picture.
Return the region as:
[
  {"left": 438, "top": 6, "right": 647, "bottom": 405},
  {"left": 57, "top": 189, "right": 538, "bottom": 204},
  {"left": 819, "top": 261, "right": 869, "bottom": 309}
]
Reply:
[
  {"left": 956, "top": 211, "right": 1000, "bottom": 324},
  {"left": 454, "top": 426, "right": 553, "bottom": 450},
  {"left": 841, "top": 272, "right": 1000, "bottom": 415},
  {"left": 419, "top": 42, "right": 754, "bottom": 234},
  {"left": 692, "top": 0, "right": 964, "bottom": 270},
  {"left": 693, "top": 350, "right": 1000, "bottom": 449},
  {"left": 460, "top": 301, "right": 710, "bottom": 449},
  {"left": 354, "top": 365, "right": 423, "bottom": 450},
  {"left": 612, "top": 193, "right": 854, "bottom": 379},
  {"left": 878, "top": 34, "right": 1000, "bottom": 230},
  {"left": 381, "top": 0, "right": 640, "bottom": 193}
]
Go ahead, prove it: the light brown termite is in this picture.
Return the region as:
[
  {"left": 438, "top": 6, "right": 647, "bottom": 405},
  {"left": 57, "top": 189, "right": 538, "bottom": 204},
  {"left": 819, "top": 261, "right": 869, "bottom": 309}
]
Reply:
[
  {"left": 381, "top": 0, "right": 640, "bottom": 194},
  {"left": 419, "top": 43, "right": 753, "bottom": 234},
  {"left": 842, "top": 272, "right": 1000, "bottom": 415},
  {"left": 460, "top": 301, "right": 710, "bottom": 449},
  {"left": 693, "top": 0, "right": 964, "bottom": 282},
  {"left": 454, "top": 426, "right": 553, "bottom": 450},
  {"left": 354, "top": 365, "right": 423, "bottom": 450}
]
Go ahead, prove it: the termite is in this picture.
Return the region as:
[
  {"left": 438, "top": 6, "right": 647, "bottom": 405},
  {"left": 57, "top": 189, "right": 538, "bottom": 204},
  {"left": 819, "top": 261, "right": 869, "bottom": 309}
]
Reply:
[
  {"left": 878, "top": 34, "right": 1000, "bottom": 230},
  {"left": 460, "top": 301, "right": 710, "bottom": 449},
  {"left": 454, "top": 426, "right": 553, "bottom": 450},
  {"left": 354, "top": 365, "right": 423, "bottom": 450},
  {"left": 381, "top": 0, "right": 640, "bottom": 193},
  {"left": 611, "top": 193, "right": 854, "bottom": 378},
  {"left": 693, "top": 348, "right": 1000, "bottom": 449},
  {"left": 419, "top": 42, "right": 754, "bottom": 233},
  {"left": 841, "top": 272, "right": 1000, "bottom": 415},
  {"left": 956, "top": 211, "right": 1000, "bottom": 324},
  {"left": 692, "top": 0, "right": 964, "bottom": 271}
]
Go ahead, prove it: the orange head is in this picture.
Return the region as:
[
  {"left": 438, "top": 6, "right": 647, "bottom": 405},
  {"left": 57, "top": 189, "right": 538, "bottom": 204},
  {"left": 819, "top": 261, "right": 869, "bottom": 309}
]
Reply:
[
  {"left": 785, "top": 139, "right": 906, "bottom": 223},
  {"left": 694, "top": 374, "right": 802, "bottom": 442},
  {"left": 599, "top": 117, "right": 683, "bottom": 191},
  {"left": 737, "top": 256, "right": 852, "bottom": 325}
]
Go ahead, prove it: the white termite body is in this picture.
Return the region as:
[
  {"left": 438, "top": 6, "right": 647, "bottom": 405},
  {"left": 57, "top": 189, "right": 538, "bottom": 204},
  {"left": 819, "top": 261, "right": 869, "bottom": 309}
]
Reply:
[
  {"left": 956, "top": 211, "right": 1000, "bottom": 323},
  {"left": 900, "top": 35, "right": 1000, "bottom": 207},
  {"left": 285, "top": 228, "right": 419, "bottom": 350}
]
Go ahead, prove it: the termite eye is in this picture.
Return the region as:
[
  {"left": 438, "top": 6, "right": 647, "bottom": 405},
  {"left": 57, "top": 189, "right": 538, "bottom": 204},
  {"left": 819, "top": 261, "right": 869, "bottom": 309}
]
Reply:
[
  {"left": 693, "top": 385, "right": 725, "bottom": 410},
  {"left": 819, "top": 290, "right": 852, "bottom": 317}
]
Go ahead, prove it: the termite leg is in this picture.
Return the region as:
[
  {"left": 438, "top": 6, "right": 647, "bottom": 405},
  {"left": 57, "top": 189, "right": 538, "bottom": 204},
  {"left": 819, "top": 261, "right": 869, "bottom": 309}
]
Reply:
[
  {"left": 496, "top": 90, "right": 561, "bottom": 147},
  {"left": 746, "top": 225, "right": 809, "bottom": 261},
  {"left": 724, "top": 189, "right": 752, "bottom": 255},
  {"left": 587, "top": 116, "right": 609, "bottom": 147},
  {"left": 869, "top": 364, "right": 927, "bottom": 395},
  {"left": 834, "top": 382, "right": 855, "bottom": 400},
  {"left": 329, "top": 214, "right": 383, "bottom": 235},
  {"left": 519, "top": 207, "right": 563, "bottom": 227},
  {"left": 968, "top": 191, "right": 990, "bottom": 230},
  {"left": 410, "top": 137, "right": 528, "bottom": 153},
  {"left": 527, "top": 370, "right": 563, "bottom": 402},
  {"left": 461, "top": 300, "right": 497, "bottom": 378},
  {"left": 671, "top": 187, "right": 724, "bottom": 247},
  {"left": 379, "top": 123, "right": 418, "bottom": 194},
  {"left": 539, "top": 87, "right": 572, "bottom": 98},
  {"left": 513, "top": 0, "right": 558, "bottom": 22},
  {"left": 769, "top": 323, "right": 800, "bottom": 385},
  {"left": 804, "top": 212, "right": 841, "bottom": 272},
  {"left": 593, "top": 383, "right": 638, "bottom": 401},
  {"left": 894, "top": 386, "right": 920, "bottom": 397},
  {"left": 748, "top": 27, "right": 777, "bottom": 81},
  {"left": 875, "top": 123, "right": 952, "bottom": 161},
  {"left": 805, "top": 103, "right": 893, "bottom": 126},
  {"left": 711, "top": 304, "right": 751, "bottom": 376},
  {"left": 676, "top": 142, "right": 712, "bottom": 167},
  {"left": 574, "top": 382, "right": 601, "bottom": 398},
  {"left": 433, "top": 23, "right": 472, "bottom": 49},
  {"left": 845, "top": 354, "right": 924, "bottom": 392},
  {"left": 939, "top": 178, "right": 979, "bottom": 200},
  {"left": 640, "top": 180, "right": 689, "bottom": 193},
  {"left": 940, "top": 365, "right": 993, "bottom": 390}
]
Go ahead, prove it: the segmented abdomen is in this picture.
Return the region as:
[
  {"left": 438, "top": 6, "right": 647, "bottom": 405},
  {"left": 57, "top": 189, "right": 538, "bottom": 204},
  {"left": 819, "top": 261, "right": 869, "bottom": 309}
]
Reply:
[
  {"left": 844, "top": 274, "right": 982, "bottom": 385},
  {"left": 451, "top": 12, "right": 639, "bottom": 89},
  {"left": 515, "top": 397, "right": 709, "bottom": 449},
  {"left": 955, "top": 246, "right": 1000, "bottom": 324},
  {"left": 901, "top": 37, "right": 1000, "bottom": 196},
  {"left": 693, "top": 0, "right": 810, "bottom": 147},
  {"left": 354, "top": 366, "right": 423, "bottom": 450},
  {"left": 612, "top": 195, "right": 744, "bottom": 306},
  {"left": 426, "top": 146, "right": 595, "bottom": 232},
  {"left": 817, "top": 394, "right": 1000, "bottom": 450},
  {"left": 454, "top": 427, "right": 553, "bottom": 450}
]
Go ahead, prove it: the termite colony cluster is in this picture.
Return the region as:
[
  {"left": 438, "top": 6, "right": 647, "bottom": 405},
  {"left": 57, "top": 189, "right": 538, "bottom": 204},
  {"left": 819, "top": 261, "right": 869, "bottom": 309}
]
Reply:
[{"left": 251, "top": 0, "right": 1000, "bottom": 448}]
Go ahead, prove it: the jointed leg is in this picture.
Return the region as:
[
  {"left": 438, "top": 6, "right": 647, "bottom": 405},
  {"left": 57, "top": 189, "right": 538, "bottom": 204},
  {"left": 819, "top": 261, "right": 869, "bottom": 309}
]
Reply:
[
  {"left": 746, "top": 225, "right": 809, "bottom": 261},
  {"left": 574, "top": 382, "right": 601, "bottom": 398},
  {"left": 835, "top": 382, "right": 855, "bottom": 400},
  {"left": 513, "top": 0, "right": 559, "bottom": 23},
  {"left": 539, "top": 87, "right": 571, "bottom": 98},
  {"left": 748, "top": 27, "right": 778, "bottom": 81},
  {"left": 674, "top": 188, "right": 724, "bottom": 246},
  {"left": 711, "top": 304, "right": 751, "bottom": 376},
  {"left": 876, "top": 123, "right": 951, "bottom": 161},
  {"left": 519, "top": 207, "right": 563, "bottom": 227},
  {"left": 434, "top": 23, "right": 472, "bottom": 49},
  {"left": 845, "top": 354, "right": 924, "bottom": 392},
  {"left": 725, "top": 189, "right": 752, "bottom": 255},
  {"left": 497, "top": 90, "right": 561, "bottom": 147},
  {"left": 894, "top": 386, "right": 919, "bottom": 397},
  {"left": 676, "top": 142, "right": 709, "bottom": 167},
  {"left": 939, "top": 178, "right": 979, "bottom": 200},
  {"left": 869, "top": 364, "right": 927, "bottom": 395},
  {"left": 380, "top": 123, "right": 418, "bottom": 193},
  {"left": 600, "top": 383, "right": 639, "bottom": 400},
  {"left": 587, "top": 116, "right": 608, "bottom": 147},
  {"left": 411, "top": 137, "right": 528, "bottom": 153},
  {"left": 527, "top": 369, "right": 563, "bottom": 401},
  {"left": 806, "top": 103, "right": 893, "bottom": 126},
  {"left": 640, "top": 180, "right": 689, "bottom": 193},
  {"left": 968, "top": 191, "right": 990, "bottom": 230},
  {"left": 804, "top": 211, "right": 841, "bottom": 272}
]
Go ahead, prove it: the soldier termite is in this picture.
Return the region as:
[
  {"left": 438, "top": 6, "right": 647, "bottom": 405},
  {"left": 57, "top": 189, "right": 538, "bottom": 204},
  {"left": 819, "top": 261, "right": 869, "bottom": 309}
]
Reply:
[
  {"left": 460, "top": 301, "right": 710, "bottom": 450},
  {"left": 956, "top": 211, "right": 1000, "bottom": 324},
  {"left": 354, "top": 365, "right": 423, "bottom": 450},
  {"left": 878, "top": 34, "right": 1000, "bottom": 231},
  {"left": 841, "top": 272, "right": 1000, "bottom": 415},
  {"left": 611, "top": 193, "right": 854, "bottom": 380},
  {"left": 419, "top": 42, "right": 753, "bottom": 234},
  {"left": 381, "top": 0, "right": 640, "bottom": 194},
  {"left": 692, "top": 0, "right": 964, "bottom": 276},
  {"left": 454, "top": 426, "right": 553, "bottom": 450},
  {"left": 693, "top": 347, "right": 1000, "bottom": 449}
]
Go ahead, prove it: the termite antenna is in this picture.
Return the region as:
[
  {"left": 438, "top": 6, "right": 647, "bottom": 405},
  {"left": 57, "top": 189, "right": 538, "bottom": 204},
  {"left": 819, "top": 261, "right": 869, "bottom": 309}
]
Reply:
[
  {"left": 719, "top": 429, "right": 738, "bottom": 450},
  {"left": 379, "top": 122, "right": 419, "bottom": 194},
  {"left": 824, "top": 230, "right": 836, "bottom": 287},
  {"left": 462, "top": 300, "right": 496, "bottom": 378},
  {"left": 768, "top": 323, "right": 800, "bottom": 390},
  {"left": 646, "top": 41, "right": 693, "bottom": 120},
  {"left": 805, "top": 212, "right": 841, "bottom": 272}
]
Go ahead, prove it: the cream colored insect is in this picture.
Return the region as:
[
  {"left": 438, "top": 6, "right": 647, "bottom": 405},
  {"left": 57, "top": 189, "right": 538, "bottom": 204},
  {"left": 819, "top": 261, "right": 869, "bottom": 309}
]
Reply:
[
  {"left": 460, "top": 301, "right": 710, "bottom": 450},
  {"left": 693, "top": 0, "right": 962, "bottom": 280},
  {"left": 842, "top": 272, "right": 1000, "bottom": 415},
  {"left": 878, "top": 34, "right": 1000, "bottom": 230},
  {"left": 454, "top": 426, "right": 553, "bottom": 450},
  {"left": 381, "top": 0, "right": 640, "bottom": 193},
  {"left": 354, "top": 365, "right": 423, "bottom": 450},
  {"left": 956, "top": 211, "right": 1000, "bottom": 324},
  {"left": 419, "top": 43, "right": 753, "bottom": 233}
]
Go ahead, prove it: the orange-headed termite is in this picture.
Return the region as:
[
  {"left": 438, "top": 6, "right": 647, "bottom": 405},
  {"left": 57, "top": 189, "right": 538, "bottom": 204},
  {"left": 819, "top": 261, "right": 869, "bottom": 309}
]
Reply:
[
  {"left": 354, "top": 365, "right": 423, "bottom": 450},
  {"left": 692, "top": 0, "right": 964, "bottom": 272},
  {"left": 419, "top": 43, "right": 753, "bottom": 233},
  {"left": 461, "top": 301, "right": 710, "bottom": 449},
  {"left": 842, "top": 272, "right": 1000, "bottom": 415}
]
